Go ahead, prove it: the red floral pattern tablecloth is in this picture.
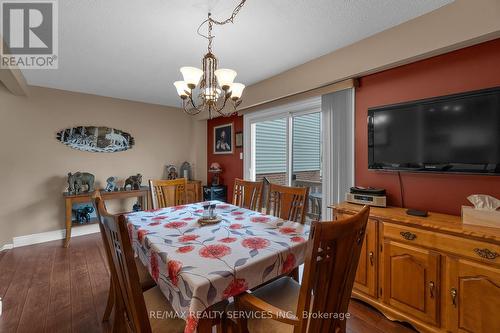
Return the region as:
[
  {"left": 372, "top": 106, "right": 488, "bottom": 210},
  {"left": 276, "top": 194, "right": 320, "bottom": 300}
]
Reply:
[{"left": 125, "top": 201, "right": 310, "bottom": 333}]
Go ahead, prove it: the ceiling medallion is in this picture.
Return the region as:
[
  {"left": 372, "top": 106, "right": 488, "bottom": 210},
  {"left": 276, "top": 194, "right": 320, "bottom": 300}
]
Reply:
[{"left": 174, "top": 0, "right": 247, "bottom": 119}]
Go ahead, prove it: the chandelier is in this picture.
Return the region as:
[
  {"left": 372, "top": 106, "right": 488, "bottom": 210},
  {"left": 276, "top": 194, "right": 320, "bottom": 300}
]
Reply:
[{"left": 174, "top": 0, "right": 247, "bottom": 119}]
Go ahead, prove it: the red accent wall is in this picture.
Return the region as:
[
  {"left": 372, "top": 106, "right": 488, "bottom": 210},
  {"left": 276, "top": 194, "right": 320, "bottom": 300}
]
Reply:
[
  {"left": 207, "top": 114, "right": 244, "bottom": 201},
  {"left": 355, "top": 38, "right": 500, "bottom": 215}
]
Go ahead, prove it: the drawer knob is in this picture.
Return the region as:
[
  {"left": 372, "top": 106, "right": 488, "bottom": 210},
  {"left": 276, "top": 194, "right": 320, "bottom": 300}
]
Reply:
[
  {"left": 473, "top": 248, "right": 499, "bottom": 260},
  {"left": 400, "top": 231, "right": 417, "bottom": 241}
]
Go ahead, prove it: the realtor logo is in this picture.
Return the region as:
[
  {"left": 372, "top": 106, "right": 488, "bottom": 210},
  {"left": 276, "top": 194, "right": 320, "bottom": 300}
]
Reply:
[{"left": 1, "top": 0, "right": 58, "bottom": 69}]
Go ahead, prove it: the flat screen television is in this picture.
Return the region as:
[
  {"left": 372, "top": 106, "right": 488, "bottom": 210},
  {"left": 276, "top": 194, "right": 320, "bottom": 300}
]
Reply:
[{"left": 368, "top": 87, "right": 500, "bottom": 174}]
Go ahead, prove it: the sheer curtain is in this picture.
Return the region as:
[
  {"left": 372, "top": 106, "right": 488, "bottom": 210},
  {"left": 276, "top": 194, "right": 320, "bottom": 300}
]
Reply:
[{"left": 321, "top": 89, "right": 355, "bottom": 220}]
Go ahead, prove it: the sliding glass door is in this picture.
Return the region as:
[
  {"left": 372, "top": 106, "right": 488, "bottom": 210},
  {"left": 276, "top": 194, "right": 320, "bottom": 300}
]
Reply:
[{"left": 245, "top": 98, "right": 322, "bottom": 221}]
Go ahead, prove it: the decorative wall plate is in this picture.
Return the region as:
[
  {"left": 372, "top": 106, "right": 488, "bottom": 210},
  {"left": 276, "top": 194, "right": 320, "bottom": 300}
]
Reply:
[{"left": 56, "top": 126, "right": 134, "bottom": 153}]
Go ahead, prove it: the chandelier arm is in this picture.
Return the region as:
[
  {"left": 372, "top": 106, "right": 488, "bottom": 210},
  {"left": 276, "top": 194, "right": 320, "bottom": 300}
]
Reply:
[
  {"left": 182, "top": 107, "right": 202, "bottom": 116},
  {"left": 223, "top": 98, "right": 242, "bottom": 117},
  {"left": 181, "top": 96, "right": 204, "bottom": 115},
  {"left": 214, "top": 95, "right": 233, "bottom": 117}
]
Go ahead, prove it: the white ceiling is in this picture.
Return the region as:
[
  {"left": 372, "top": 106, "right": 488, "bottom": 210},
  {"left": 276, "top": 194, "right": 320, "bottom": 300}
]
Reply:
[{"left": 23, "top": 0, "right": 453, "bottom": 107}]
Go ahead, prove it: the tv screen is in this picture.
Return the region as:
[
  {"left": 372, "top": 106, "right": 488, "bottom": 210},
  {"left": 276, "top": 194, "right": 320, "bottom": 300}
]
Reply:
[{"left": 368, "top": 87, "right": 500, "bottom": 174}]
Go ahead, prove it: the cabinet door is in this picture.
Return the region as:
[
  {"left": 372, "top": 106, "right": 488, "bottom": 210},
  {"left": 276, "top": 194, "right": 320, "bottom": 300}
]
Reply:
[
  {"left": 383, "top": 240, "right": 440, "bottom": 326},
  {"left": 445, "top": 258, "right": 500, "bottom": 333},
  {"left": 354, "top": 218, "right": 378, "bottom": 297}
]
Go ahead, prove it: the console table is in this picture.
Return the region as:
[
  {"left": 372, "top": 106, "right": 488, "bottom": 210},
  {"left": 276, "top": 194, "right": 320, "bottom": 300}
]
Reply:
[
  {"left": 63, "top": 187, "right": 149, "bottom": 247},
  {"left": 330, "top": 202, "right": 500, "bottom": 333}
]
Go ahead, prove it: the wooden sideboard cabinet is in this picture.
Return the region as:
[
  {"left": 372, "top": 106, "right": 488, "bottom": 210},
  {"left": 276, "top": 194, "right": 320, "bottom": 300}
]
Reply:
[
  {"left": 331, "top": 202, "right": 500, "bottom": 333},
  {"left": 186, "top": 180, "right": 202, "bottom": 204}
]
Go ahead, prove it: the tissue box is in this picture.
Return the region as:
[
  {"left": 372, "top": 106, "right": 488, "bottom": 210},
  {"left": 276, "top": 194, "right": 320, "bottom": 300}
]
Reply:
[{"left": 462, "top": 206, "right": 500, "bottom": 228}]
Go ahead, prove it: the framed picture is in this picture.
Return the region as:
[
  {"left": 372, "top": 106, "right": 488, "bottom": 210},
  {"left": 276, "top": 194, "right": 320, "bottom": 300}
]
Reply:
[
  {"left": 213, "top": 123, "right": 233, "bottom": 154},
  {"left": 235, "top": 131, "right": 243, "bottom": 148}
]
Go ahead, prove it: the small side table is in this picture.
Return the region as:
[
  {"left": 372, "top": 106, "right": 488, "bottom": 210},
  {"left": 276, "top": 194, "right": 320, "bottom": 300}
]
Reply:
[
  {"left": 63, "top": 187, "right": 149, "bottom": 247},
  {"left": 203, "top": 185, "right": 227, "bottom": 202}
]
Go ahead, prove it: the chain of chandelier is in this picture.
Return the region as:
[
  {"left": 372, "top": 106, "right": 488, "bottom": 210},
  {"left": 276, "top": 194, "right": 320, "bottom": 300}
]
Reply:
[{"left": 173, "top": 0, "right": 247, "bottom": 119}]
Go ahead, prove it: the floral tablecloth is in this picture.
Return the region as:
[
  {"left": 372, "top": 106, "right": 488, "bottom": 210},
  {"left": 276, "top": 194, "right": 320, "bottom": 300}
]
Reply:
[{"left": 125, "top": 201, "right": 310, "bottom": 333}]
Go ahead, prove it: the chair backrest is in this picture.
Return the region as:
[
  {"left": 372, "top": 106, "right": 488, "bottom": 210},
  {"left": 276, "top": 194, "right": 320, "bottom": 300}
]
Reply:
[
  {"left": 261, "top": 177, "right": 271, "bottom": 210},
  {"left": 265, "top": 183, "right": 309, "bottom": 224},
  {"left": 92, "top": 191, "right": 115, "bottom": 277},
  {"left": 94, "top": 196, "right": 152, "bottom": 333},
  {"left": 293, "top": 180, "right": 322, "bottom": 221},
  {"left": 93, "top": 191, "right": 118, "bottom": 277},
  {"left": 295, "top": 206, "right": 370, "bottom": 333},
  {"left": 233, "top": 178, "right": 263, "bottom": 211},
  {"left": 149, "top": 178, "right": 187, "bottom": 209}
]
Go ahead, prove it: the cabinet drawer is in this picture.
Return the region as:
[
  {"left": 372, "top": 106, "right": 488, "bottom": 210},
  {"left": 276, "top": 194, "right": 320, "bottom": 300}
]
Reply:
[{"left": 383, "top": 223, "right": 500, "bottom": 265}]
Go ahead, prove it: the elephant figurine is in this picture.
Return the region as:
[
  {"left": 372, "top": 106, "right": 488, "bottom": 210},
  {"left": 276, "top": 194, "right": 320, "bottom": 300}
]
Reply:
[
  {"left": 67, "top": 172, "right": 95, "bottom": 194},
  {"left": 132, "top": 202, "right": 142, "bottom": 212},
  {"left": 124, "top": 174, "right": 142, "bottom": 190},
  {"left": 105, "top": 176, "right": 119, "bottom": 192},
  {"left": 74, "top": 206, "right": 94, "bottom": 224}
]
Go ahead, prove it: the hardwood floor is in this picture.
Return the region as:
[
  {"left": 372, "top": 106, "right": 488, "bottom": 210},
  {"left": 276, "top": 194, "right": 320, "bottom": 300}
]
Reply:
[{"left": 0, "top": 234, "right": 417, "bottom": 333}]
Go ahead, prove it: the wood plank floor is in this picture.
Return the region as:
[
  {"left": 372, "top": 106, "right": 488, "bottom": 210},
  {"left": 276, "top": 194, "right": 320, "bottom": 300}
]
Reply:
[{"left": 0, "top": 234, "right": 417, "bottom": 333}]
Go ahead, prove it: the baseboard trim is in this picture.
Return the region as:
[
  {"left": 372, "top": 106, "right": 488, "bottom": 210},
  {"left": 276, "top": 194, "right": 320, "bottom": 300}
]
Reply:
[
  {"left": 1, "top": 243, "right": 14, "bottom": 252},
  {"left": 12, "top": 224, "right": 100, "bottom": 248}
]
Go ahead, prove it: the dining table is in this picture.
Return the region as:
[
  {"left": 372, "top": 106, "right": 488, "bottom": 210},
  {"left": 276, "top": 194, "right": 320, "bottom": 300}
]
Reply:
[{"left": 125, "top": 200, "right": 310, "bottom": 333}]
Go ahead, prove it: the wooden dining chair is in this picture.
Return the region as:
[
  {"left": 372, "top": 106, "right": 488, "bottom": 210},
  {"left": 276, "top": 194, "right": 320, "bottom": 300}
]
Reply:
[
  {"left": 96, "top": 197, "right": 186, "bottom": 333},
  {"left": 260, "top": 177, "right": 271, "bottom": 211},
  {"left": 266, "top": 183, "right": 309, "bottom": 224},
  {"left": 230, "top": 206, "right": 370, "bottom": 333},
  {"left": 93, "top": 194, "right": 155, "bottom": 323},
  {"left": 233, "top": 178, "right": 263, "bottom": 211},
  {"left": 149, "top": 178, "right": 187, "bottom": 209}
]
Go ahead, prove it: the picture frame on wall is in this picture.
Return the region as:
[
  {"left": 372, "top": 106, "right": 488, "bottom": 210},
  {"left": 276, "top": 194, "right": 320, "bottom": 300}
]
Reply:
[
  {"left": 235, "top": 131, "right": 243, "bottom": 148},
  {"left": 214, "top": 123, "right": 233, "bottom": 154}
]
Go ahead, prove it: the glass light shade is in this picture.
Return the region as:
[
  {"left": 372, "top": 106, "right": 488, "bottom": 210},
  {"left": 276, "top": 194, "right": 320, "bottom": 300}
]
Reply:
[
  {"left": 215, "top": 68, "right": 237, "bottom": 89},
  {"left": 230, "top": 83, "right": 245, "bottom": 99},
  {"left": 180, "top": 67, "right": 203, "bottom": 87},
  {"left": 173, "top": 81, "right": 189, "bottom": 97},
  {"left": 204, "top": 87, "right": 222, "bottom": 101}
]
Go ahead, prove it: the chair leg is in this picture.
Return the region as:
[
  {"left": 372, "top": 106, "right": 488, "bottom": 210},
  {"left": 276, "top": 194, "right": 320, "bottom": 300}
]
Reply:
[
  {"left": 111, "top": 294, "right": 128, "bottom": 333},
  {"left": 103, "top": 276, "right": 114, "bottom": 322}
]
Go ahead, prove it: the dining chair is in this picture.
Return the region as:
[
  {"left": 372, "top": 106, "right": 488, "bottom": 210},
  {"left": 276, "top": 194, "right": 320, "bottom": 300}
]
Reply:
[
  {"left": 293, "top": 180, "right": 322, "bottom": 221},
  {"left": 96, "top": 196, "right": 186, "bottom": 333},
  {"left": 230, "top": 206, "right": 370, "bottom": 333},
  {"left": 93, "top": 194, "right": 155, "bottom": 323},
  {"left": 266, "top": 183, "right": 309, "bottom": 224},
  {"left": 149, "top": 178, "right": 187, "bottom": 209},
  {"left": 233, "top": 178, "right": 263, "bottom": 211},
  {"left": 260, "top": 177, "right": 271, "bottom": 212}
]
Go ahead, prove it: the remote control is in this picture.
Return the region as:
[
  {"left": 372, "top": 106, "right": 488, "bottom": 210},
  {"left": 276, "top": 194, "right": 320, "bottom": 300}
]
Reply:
[{"left": 406, "top": 209, "right": 428, "bottom": 217}]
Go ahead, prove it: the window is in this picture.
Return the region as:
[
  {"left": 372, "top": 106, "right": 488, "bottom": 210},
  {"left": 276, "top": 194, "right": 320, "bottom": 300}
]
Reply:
[{"left": 244, "top": 97, "right": 322, "bottom": 221}]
